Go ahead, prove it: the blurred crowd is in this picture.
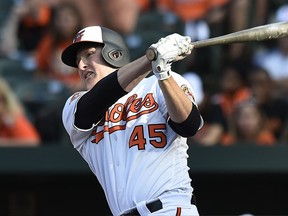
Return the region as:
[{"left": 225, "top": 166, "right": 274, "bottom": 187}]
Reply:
[{"left": 0, "top": 0, "right": 287, "bottom": 147}]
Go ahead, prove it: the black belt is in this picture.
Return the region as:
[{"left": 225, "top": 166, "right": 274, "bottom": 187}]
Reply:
[{"left": 121, "top": 195, "right": 196, "bottom": 216}]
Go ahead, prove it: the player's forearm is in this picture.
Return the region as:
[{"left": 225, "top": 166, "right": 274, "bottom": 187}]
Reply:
[
  {"left": 158, "top": 77, "right": 193, "bottom": 123},
  {"left": 159, "top": 76, "right": 202, "bottom": 137},
  {"left": 117, "top": 56, "right": 151, "bottom": 92}
]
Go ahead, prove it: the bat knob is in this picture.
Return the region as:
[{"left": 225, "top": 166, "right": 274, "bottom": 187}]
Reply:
[{"left": 146, "top": 47, "right": 158, "bottom": 61}]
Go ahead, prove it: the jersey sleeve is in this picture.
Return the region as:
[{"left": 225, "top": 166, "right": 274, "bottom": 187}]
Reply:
[
  {"left": 172, "top": 72, "right": 197, "bottom": 103},
  {"left": 62, "top": 91, "right": 95, "bottom": 150}
]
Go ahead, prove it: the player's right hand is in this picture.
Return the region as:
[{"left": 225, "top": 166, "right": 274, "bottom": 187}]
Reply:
[
  {"left": 150, "top": 33, "right": 193, "bottom": 80},
  {"left": 150, "top": 33, "right": 193, "bottom": 63}
]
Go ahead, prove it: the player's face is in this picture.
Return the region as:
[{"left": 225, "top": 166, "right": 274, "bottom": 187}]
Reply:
[{"left": 76, "top": 45, "right": 115, "bottom": 90}]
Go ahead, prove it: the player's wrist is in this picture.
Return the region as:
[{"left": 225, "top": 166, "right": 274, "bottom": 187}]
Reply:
[
  {"left": 153, "top": 70, "right": 171, "bottom": 80},
  {"left": 152, "top": 58, "right": 172, "bottom": 80}
]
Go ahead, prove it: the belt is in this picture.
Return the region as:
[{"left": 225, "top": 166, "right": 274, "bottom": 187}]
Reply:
[{"left": 121, "top": 195, "right": 196, "bottom": 216}]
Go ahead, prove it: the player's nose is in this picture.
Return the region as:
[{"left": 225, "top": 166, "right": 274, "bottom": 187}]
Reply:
[{"left": 78, "top": 58, "right": 87, "bottom": 70}]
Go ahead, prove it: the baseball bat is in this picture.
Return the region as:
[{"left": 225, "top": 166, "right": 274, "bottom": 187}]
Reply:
[{"left": 146, "top": 21, "right": 288, "bottom": 61}]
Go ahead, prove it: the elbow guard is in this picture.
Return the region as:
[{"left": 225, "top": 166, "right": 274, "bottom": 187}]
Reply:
[{"left": 169, "top": 104, "right": 202, "bottom": 137}]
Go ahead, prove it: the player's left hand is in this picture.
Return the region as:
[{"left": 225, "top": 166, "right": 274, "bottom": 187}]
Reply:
[{"left": 152, "top": 56, "right": 172, "bottom": 80}]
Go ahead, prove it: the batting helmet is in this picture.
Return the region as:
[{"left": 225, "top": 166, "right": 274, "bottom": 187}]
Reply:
[{"left": 61, "top": 26, "right": 130, "bottom": 68}]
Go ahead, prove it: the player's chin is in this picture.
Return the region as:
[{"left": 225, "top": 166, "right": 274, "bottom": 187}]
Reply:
[{"left": 84, "top": 78, "right": 97, "bottom": 90}]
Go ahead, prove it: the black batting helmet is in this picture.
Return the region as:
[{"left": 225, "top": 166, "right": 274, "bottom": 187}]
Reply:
[{"left": 61, "top": 26, "right": 130, "bottom": 68}]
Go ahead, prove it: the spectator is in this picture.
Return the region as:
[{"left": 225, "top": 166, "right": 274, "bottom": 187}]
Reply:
[
  {"left": 101, "top": 0, "right": 140, "bottom": 36},
  {"left": 252, "top": 3, "right": 288, "bottom": 98},
  {"left": 253, "top": 36, "right": 288, "bottom": 98},
  {"left": 0, "top": 77, "right": 40, "bottom": 146},
  {"left": 65, "top": 0, "right": 103, "bottom": 27},
  {"left": 127, "top": 0, "right": 183, "bottom": 61},
  {"left": 193, "top": 63, "right": 252, "bottom": 146},
  {"left": 156, "top": 0, "right": 230, "bottom": 41},
  {"left": 69, "top": 0, "right": 139, "bottom": 36},
  {"left": 225, "top": 0, "right": 268, "bottom": 61},
  {"left": 248, "top": 66, "right": 288, "bottom": 141},
  {"left": 34, "top": 2, "right": 83, "bottom": 91},
  {"left": 0, "top": 0, "right": 52, "bottom": 68},
  {"left": 206, "top": 0, "right": 268, "bottom": 78},
  {"left": 153, "top": 0, "right": 231, "bottom": 77},
  {"left": 221, "top": 99, "right": 276, "bottom": 146}
]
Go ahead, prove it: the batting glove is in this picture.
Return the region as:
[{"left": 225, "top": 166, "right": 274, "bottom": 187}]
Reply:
[
  {"left": 152, "top": 56, "right": 172, "bottom": 80},
  {"left": 164, "top": 33, "right": 193, "bottom": 60},
  {"left": 150, "top": 34, "right": 193, "bottom": 80}
]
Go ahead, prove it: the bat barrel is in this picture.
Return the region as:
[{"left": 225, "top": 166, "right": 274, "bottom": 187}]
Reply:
[
  {"left": 192, "top": 21, "right": 288, "bottom": 48},
  {"left": 146, "top": 21, "right": 288, "bottom": 61}
]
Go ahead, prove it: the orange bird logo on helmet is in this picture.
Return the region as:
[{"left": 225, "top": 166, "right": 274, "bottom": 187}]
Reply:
[{"left": 73, "top": 30, "right": 85, "bottom": 43}]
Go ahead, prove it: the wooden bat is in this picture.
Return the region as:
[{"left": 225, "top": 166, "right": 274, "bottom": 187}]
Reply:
[{"left": 146, "top": 21, "right": 288, "bottom": 61}]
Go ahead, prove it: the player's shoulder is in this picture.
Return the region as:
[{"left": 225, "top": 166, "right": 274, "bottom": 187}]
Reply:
[
  {"left": 62, "top": 91, "right": 87, "bottom": 122},
  {"left": 65, "top": 91, "right": 87, "bottom": 106}
]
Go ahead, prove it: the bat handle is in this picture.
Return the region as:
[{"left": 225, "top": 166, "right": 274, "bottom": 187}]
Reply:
[
  {"left": 146, "top": 42, "right": 195, "bottom": 61},
  {"left": 146, "top": 47, "right": 158, "bottom": 61}
]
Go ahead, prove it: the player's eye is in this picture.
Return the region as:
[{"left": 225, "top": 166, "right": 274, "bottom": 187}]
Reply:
[
  {"left": 87, "top": 48, "right": 96, "bottom": 56},
  {"left": 87, "top": 51, "right": 93, "bottom": 56},
  {"left": 76, "top": 47, "right": 97, "bottom": 66}
]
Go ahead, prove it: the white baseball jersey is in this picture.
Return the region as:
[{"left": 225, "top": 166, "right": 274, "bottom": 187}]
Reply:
[{"left": 62, "top": 72, "right": 201, "bottom": 215}]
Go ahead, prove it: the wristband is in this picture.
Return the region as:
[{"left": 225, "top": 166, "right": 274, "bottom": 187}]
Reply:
[{"left": 153, "top": 70, "right": 171, "bottom": 80}]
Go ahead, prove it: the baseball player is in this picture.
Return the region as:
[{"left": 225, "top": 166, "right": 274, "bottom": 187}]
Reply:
[{"left": 61, "top": 26, "right": 203, "bottom": 215}]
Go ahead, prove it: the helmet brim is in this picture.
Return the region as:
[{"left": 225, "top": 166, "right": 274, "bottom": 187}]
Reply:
[{"left": 61, "top": 41, "right": 91, "bottom": 68}]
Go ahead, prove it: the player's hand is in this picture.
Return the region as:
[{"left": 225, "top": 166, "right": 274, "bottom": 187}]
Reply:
[
  {"left": 152, "top": 56, "right": 172, "bottom": 80},
  {"left": 150, "top": 33, "right": 193, "bottom": 62},
  {"left": 150, "top": 33, "right": 193, "bottom": 80},
  {"left": 163, "top": 33, "right": 193, "bottom": 61}
]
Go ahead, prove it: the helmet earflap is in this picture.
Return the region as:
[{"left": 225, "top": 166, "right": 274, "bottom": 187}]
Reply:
[
  {"left": 102, "top": 44, "right": 130, "bottom": 68},
  {"left": 101, "top": 28, "right": 130, "bottom": 68}
]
